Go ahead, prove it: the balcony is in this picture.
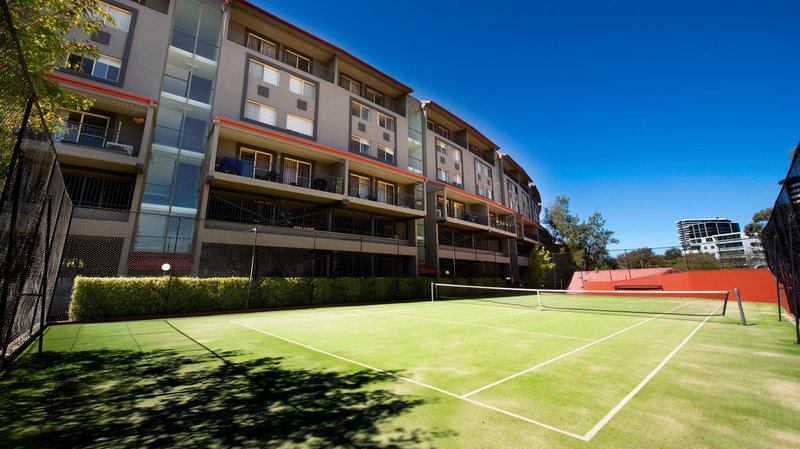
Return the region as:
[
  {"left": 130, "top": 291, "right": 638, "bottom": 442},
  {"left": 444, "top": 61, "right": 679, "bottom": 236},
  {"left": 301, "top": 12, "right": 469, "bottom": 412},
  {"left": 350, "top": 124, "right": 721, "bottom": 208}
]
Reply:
[
  {"left": 489, "top": 218, "right": 515, "bottom": 234},
  {"left": 437, "top": 205, "right": 488, "bottom": 226},
  {"left": 470, "top": 146, "right": 495, "bottom": 165},
  {"left": 347, "top": 184, "right": 420, "bottom": 210},
  {"left": 54, "top": 121, "right": 140, "bottom": 157},
  {"left": 215, "top": 156, "right": 343, "bottom": 194}
]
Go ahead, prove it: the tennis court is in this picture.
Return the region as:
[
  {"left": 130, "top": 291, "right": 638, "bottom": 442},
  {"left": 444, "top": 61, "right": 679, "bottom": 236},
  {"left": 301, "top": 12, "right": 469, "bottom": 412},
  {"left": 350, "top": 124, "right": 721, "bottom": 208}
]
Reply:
[{"left": 1, "top": 287, "right": 798, "bottom": 448}]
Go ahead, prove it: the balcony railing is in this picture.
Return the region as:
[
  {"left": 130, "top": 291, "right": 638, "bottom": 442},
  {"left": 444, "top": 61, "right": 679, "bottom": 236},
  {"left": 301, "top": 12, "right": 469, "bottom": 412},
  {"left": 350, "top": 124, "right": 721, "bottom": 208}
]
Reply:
[
  {"left": 54, "top": 121, "right": 140, "bottom": 157},
  {"left": 469, "top": 146, "right": 495, "bottom": 165},
  {"left": 503, "top": 169, "right": 520, "bottom": 184},
  {"left": 489, "top": 219, "right": 515, "bottom": 233},
  {"left": 440, "top": 205, "right": 487, "bottom": 225},
  {"left": 216, "top": 156, "right": 343, "bottom": 194},
  {"left": 347, "top": 184, "right": 420, "bottom": 210}
]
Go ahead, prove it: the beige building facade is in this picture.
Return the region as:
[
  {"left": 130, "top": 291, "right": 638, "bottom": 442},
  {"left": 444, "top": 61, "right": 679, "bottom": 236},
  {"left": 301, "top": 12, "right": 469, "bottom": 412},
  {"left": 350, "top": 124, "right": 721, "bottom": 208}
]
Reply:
[{"left": 53, "top": 0, "right": 543, "bottom": 282}]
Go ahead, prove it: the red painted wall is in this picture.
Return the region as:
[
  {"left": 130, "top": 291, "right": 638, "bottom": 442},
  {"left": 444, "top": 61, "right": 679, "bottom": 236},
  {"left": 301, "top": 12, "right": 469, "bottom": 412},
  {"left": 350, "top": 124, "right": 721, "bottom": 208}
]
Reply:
[{"left": 582, "top": 269, "right": 789, "bottom": 310}]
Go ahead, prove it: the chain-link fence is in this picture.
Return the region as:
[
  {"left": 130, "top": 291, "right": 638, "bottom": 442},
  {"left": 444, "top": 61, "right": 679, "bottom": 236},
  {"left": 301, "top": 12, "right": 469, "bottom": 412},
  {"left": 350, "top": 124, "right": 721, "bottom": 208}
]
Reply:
[
  {"left": 523, "top": 243, "right": 768, "bottom": 291},
  {"left": 762, "top": 144, "right": 800, "bottom": 344},
  {"left": 0, "top": 2, "right": 74, "bottom": 369}
]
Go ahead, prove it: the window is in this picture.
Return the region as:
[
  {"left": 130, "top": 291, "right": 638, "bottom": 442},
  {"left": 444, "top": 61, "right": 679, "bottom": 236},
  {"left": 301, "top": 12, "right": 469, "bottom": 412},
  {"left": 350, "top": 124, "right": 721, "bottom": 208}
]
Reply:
[
  {"left": 378, "top": 113, "right": 394, "bottom": 131},
  {"left": 289, "top": 76, "right": 315, "bottom": 99},
  {"left": 246, "top": 33, "right": 277, "bottom": 58},
  {"left": 282, "top": 158, "right": 312, "bottom": 187},
  {"left": 239, "top": 148, "right": 274, "bottom": 180},
  {"left": 244, "top": 100, "right": 277, "bottom": 126},
  {"left": 249, "top": 59, "right": 279, "bottom": 85},
  {"left": 98, "top": 1, "right": 132, "bottom": 32},
  {"left": 475, "top": 160, "right": 492, "bottom": 178},
  {"left": 452, "top": 148, "right": 461, "bottom": 162},
  {"left": 284, "top": 49, "right": 311, "bottom": 73},
  {"left": 377, "top": 145, "right": 395, "bottom": 164},
  {"left": 67, "top": 53, "right": 121, "bottom": 82},
  {"left": 376, "top": 181, "right": 396, "bottom": 205},
  {"left": 436, "top": 140, "right": 447, "bottom": 155},
  {"left": 55, "top": 110, "right": 110, "bottom": 148},
  {"left": 427, "top": 120, "right": 435, "bottom": 131},
  {"left": 351, "top": 102, "right": 370, "bottom": 121},
  {"left": 452, "top": 173, "right": 462, "bottom": 188},
  {"left": 339, "top": 74, "right": 362, "bottom": 95},
  {"left": 286, "top": 114, "right": 314, "bottom": 136},
  {"left": 350, "top": 173, "right": 370, "bottom": 199},
  {"left": 350, "top": 135, "right": 370, "bottom": 154},
  {"left": 365, "top": 87, "right": 385, "bottom": 107},
  {"left": 437, "top": 168, "right": 448, "bottom": 182},
  {"left": 452, "top": 202, "right": 465, "bottom": 220}
]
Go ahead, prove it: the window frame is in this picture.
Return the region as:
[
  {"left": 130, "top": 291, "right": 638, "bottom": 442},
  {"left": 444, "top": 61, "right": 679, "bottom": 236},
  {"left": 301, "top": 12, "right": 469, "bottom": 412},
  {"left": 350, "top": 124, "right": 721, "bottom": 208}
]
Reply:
[
  {"left": 377, "top": 145, "right": 395, "bottom": 164},
  {"left": 249, "top": 59, "right": 279, "bottom": 86},
  {"left": 286, "top": 113, "right": 314, "bottom": 136},
  {"left": 365, "top": 86, "right": 385, "bottom": 107},
  {"left": 350, "top": 135, "right": 370, "bottom": 155},
  {"left": 437, "top": 168, "right": 448, "bottom": 182},
  {"left": 246, "top": 32, "right": 277, "bottom": 58},
  {"left": 339, "top": 73, "right": 362, "bottom": 95},
  {"left": 351, "top": 101, "right": 370, "bottom": 121},
  {"left": 284, "top": 49, "right": 311, "bottom": 73},
  {"left": 244, "top": 99, "right": 277, "bottom": 126},
  {"left": 289, "top": 75, "right": 316, "bottom": 99},
  {"left": 378, "top": 112, "right": 395, "bottom": 131}
]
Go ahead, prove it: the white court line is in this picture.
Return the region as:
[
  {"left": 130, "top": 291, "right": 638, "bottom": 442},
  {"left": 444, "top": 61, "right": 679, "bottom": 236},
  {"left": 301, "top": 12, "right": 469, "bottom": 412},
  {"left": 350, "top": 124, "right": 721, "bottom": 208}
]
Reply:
[
  {"left": 230, "top": 319, "right": 586, "bottom": 439},
  {"left": 229, "top": 319, "right": 587, "bottom": 441},
  {"left": 457, "top": 309, "right": 537, "bottom": 323},
  {"left": 462, "top": 304, "right": 688, "bottom": 398},
  {"left": 583, "top": 313, "right": 714, "bottom": 440},
  {"left": 375, "top": 311, "right": 594, "bottom": 342}
]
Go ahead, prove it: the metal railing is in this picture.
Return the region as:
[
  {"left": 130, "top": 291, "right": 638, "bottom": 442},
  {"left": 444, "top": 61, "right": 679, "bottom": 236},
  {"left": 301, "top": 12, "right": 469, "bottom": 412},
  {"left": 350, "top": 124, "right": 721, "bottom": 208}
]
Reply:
[
  {"left": 470, "top": 146, "right": 495, "bottom": 165},
  {"left": 489, "top": 219, "right": 515, "bottom": 233},
  {"left": 216, "top": 157, "right": 344, "bottom": 194},
  {"left": 347, "top": 184, "right": 418, "bottom": 209},
  {"left": 53, "top": 121, "right": 140, "bottom": 157}
]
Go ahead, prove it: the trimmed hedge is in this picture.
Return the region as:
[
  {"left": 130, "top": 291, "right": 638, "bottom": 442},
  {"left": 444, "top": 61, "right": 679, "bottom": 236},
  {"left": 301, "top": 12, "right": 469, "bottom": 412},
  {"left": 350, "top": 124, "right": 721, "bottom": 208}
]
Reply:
[{"left": 69, "top": 276, "right": 504, "bottom": 321}]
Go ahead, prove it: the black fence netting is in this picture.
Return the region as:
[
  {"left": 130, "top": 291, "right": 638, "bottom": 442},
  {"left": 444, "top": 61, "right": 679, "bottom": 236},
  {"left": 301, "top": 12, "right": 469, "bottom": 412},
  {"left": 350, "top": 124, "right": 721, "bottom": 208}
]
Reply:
[
  {"left": 48, "top": 208, "right": 417, "bottom": 320},
  {"left": 762, "top": 143, "right": 800, "bottom": 344},
  {"left": 0, "top": 2, "right": 73, "bottom": 369}
]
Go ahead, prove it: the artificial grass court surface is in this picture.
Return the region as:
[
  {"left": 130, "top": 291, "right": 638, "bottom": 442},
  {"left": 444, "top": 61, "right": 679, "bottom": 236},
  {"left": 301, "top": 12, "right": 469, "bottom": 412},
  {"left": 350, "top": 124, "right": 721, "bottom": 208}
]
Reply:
[{"left": 1, "top": 299, "right": 798, "bottom": 448}]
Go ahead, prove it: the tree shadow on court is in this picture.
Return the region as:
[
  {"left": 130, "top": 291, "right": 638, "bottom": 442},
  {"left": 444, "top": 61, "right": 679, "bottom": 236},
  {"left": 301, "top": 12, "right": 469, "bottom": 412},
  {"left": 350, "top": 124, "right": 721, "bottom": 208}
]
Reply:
[{"left": 0, "top": 349, "right": 451, "bottom": 448}]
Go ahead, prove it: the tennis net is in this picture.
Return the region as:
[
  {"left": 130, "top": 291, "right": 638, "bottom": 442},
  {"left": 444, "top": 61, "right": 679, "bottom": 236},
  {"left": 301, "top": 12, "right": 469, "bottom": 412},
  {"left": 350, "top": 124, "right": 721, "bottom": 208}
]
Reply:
[{"left": 432, "top": 283, "right": 730, "bottom": 317}]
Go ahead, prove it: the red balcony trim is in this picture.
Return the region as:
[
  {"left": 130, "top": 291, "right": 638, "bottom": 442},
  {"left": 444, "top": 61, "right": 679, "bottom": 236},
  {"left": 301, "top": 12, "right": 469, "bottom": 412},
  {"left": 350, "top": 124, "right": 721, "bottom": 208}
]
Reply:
[
  {"left": 215, "top": 116, "right": 425, "bottom": 183},
  {"left": 49, "top": 72, "right": 155, "bottom": 105}
]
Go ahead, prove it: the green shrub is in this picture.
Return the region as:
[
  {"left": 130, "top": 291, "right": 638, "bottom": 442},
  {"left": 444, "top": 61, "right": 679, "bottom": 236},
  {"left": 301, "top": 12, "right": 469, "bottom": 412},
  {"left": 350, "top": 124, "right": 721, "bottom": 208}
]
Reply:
[{"left": 69, "top": 275, "right": 502, "bottom": 320}]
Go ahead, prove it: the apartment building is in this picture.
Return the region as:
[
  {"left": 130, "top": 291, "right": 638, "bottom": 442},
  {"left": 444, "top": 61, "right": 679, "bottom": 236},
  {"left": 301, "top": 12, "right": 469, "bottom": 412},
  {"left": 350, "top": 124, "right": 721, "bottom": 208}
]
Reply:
[
  {"left": 52, "top": 0, "right": 543, "bottom": 282},
  {"left": 675, "top": 218, "right": 741, "bottom": 251}
]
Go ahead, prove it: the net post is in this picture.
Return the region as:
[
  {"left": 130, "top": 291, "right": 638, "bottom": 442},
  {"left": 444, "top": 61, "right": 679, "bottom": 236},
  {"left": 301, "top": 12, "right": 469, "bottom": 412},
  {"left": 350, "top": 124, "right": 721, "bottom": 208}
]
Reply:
[
  {"left": 537, "top": 290, "right": 542, "bottom": 311},
  {"left": 734, "top": 288, "right": 747, "bottom": 326},
  {"left": 430, "top": 282, "right": 435, "bottom": 301},
  {"left": 721, "top": 291, "right": 729, "bottom": 316}
]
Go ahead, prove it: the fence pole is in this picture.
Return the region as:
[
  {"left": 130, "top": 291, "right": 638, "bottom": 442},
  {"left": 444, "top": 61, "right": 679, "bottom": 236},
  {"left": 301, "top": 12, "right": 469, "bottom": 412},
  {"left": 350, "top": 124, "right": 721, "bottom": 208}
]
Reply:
[
  {"left": 38, "top": 196, "right": 52, "bottom": 355},
  {"left": 788, "top": 212, "right": 800, "bottom": 344},
  {"left": 774, "top": 237, "right": 782, "bottom": 321},
  {"left": 0, "top": 98, "right": 34, "bottom": 363}
]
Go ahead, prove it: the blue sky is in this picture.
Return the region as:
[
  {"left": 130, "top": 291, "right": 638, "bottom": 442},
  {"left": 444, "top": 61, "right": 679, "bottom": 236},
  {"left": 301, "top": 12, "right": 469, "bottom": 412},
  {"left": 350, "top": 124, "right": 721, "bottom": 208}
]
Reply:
[{"left": 255, "top": 0, "right": 800, "bottom": 249}]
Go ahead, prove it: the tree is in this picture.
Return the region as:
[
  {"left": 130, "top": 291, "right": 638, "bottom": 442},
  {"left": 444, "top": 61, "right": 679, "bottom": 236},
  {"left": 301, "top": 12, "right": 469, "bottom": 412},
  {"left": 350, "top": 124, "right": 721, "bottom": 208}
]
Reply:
[
  {"left": 616, "top": 247, "right": 664, "bottom": 269},
  {"left": 543, "top": 196, "right": 619, "bottom": 270},
  {"left": 1, "top": 0, "right": 110, "bottom": 173},
  {"left": 527, "top": 246, "right": 555, "bottom": 288},
  {"left": 674, "top": 253, "right": 721, "bottom": 271},
  {"left": 743, "top": 208, "right": 772, "bottom": 236}
]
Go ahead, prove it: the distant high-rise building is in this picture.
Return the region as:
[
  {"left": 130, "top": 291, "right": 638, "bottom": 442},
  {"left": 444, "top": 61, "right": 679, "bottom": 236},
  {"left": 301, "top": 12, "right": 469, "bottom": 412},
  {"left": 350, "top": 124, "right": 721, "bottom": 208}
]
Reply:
[
  {"left": 675, "top": 218, "right": 740, "bottom": 251},
  {"left": 675, "top": 218, "right": 764, "bottom": 267}
]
